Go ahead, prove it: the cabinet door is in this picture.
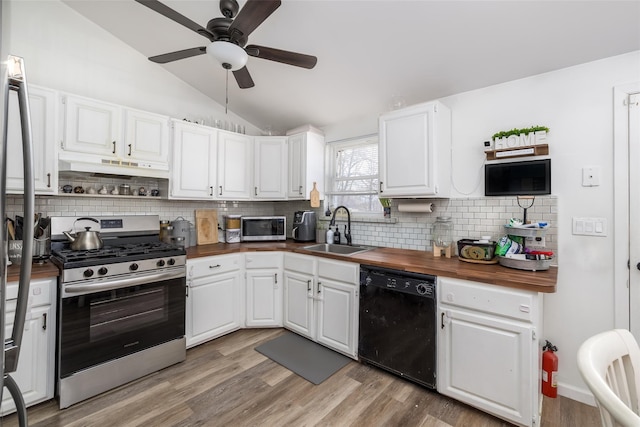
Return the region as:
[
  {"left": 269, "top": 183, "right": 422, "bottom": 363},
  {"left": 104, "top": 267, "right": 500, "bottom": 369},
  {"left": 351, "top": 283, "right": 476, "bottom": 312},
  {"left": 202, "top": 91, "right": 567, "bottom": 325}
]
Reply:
[
  {"left": 438, "top": 307, "right": 534, "bottom": 427},
  {"left": 170, "top": 120, "right": 217, "bottom": 200},
  {"left": 283, "top": 270, "right": 314, "bottom": 339},
  {"left": 186, "top": 270, "right": 242, "bottom": 348},
  {"left": 379, "top": 104, "right": 435, "bottom": 196},
  {"left": 316, "top": 278, "right": 357, "bottom": 358},
  {"left": 217, "top": 130, "right": 252, "bottom": 199},
  {"left": 62, "top": 95, "right": 121, "bottom": 157},
  {"left": 254, "top": 136, "right": 287, "bottom": 199},
  {"left": 6, "top": 85, "right": 57, "bottom": 193},
  {"left": 246, "top": 269, "right": 282, "bottom": 327},
  {"left": 287, "top": 133, "right": 305, "bottom": 198},
  {"left": 1, "top": 306, "right": 51, "bottom": 415},
  {"left": 124, "top": 108, "right": 169, "bottom": 167}
]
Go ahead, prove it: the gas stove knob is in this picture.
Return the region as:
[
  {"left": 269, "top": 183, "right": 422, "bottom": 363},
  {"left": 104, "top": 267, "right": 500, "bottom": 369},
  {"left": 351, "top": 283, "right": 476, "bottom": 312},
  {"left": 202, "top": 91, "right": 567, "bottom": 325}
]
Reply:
[
  {"left": 98, "top": 267, "right": 108, "bottom": 276},
  {"left": 129, "top": 263, "right": 139, "bottom": 271},
  {"left": 157, "top": 259, "right": 166, "bottom": 267},
  {"left": 416, "top": 283, "right": 428, "bottom": 295},
  {"left": 167, "top": 258, "right": 176, "bottom": 266},
  {"left": 83, "top": 269, "right": 94, "bottom": 278}
]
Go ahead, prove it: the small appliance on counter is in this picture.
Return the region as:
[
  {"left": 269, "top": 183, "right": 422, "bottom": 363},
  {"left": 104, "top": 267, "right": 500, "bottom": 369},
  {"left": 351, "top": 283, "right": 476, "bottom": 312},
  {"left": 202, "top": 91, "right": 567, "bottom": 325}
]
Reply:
[
  {"left": 292, "top": 211, "right": 317, "bottom": 242},
  {"left": 224, "top": 215, "right": 241, "bottom": 243},
  {"left": 240, "top": 216, "right": 286, "bottom": 241}
]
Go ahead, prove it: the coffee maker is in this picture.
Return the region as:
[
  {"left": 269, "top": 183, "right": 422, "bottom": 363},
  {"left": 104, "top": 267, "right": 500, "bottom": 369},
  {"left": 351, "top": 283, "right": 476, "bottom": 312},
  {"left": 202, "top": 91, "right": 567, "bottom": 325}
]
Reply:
[{"left": 292, "top": 211, "right": 317, "bottom": 242}]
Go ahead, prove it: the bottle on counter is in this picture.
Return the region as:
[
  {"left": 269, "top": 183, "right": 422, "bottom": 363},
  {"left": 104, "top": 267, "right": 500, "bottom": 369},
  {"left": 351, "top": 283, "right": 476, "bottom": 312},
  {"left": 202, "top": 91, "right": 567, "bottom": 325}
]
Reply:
[
  {"left": 326, "top": 227, "right": 334, "bottom": 245},
  {"left": 334, "top": 226, "right": 341, "bottom": 244}
]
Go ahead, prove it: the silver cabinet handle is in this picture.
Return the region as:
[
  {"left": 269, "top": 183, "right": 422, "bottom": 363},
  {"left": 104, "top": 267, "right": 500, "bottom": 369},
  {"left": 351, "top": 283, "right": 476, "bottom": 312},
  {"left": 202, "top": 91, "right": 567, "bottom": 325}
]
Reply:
[
  {"left": 209, "top": 186, "right": 213, "bottom": 197},
  {"left": 307, "top": 280, "right": 311, "bottom": 292},
  {"left": 298, "top": 185, "right": 303, "bottom": 195},
  {"left": 209, "top": 264, "right": 222, "bottom": 269},
  {"left": 274, "top": 273, "right": 278, "bottom": 284},
  {"left": 317, "top": 281, "right": 322, "bottom": 294},
  {"left": 379, "top": 182, "right": 383, "bottom": 193},
  {"left": 127, "top": 143, "right": 132, "bottom": 156},
  {"left": 255, "top": 186, "right": 258, "bottom": 196},
  {"left": 112, "top": 141, "right": 116, "bottom": 154},
  {"left": 46, "top": 172, "right": 51, "bottom": 188},
  {"left": 219, "top": 185, "right": 223, "bottom": 196}
]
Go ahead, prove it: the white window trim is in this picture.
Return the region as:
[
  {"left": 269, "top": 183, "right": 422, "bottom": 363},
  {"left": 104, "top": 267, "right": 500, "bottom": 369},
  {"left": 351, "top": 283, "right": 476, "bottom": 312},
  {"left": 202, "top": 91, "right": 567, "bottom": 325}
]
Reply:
[{"left": 325, "top": 134, "right": 380, "bottom": 217}]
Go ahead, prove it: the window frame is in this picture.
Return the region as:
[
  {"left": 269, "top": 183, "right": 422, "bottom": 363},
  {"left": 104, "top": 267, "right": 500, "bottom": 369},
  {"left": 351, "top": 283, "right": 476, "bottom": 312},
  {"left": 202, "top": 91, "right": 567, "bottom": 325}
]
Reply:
[{"left": 325, "top": 134, "right": 381, "bottom": 216}]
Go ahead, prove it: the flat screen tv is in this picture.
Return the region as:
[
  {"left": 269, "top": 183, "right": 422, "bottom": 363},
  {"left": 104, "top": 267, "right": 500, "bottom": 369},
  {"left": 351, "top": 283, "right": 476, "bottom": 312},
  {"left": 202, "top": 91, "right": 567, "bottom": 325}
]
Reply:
[{"left": 485, "top": 159, "right": 551, "bottom": 196}]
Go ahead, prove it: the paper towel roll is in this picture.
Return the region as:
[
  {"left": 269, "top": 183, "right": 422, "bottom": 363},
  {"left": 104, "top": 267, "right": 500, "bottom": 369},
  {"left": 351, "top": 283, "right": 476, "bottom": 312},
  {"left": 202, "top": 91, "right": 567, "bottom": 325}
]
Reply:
[{"left": 397, "top": 203, "right": 433, "bottom": 213}]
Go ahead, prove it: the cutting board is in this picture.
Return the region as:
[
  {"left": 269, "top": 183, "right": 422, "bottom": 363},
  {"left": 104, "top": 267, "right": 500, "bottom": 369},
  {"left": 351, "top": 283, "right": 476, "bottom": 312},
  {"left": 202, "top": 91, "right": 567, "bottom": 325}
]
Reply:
[
  {"left": 195, "top": 209, "right": 219, "bottom": 245},
  {"left": 310, "top": 182, "right": 320, "bottom": 208}
]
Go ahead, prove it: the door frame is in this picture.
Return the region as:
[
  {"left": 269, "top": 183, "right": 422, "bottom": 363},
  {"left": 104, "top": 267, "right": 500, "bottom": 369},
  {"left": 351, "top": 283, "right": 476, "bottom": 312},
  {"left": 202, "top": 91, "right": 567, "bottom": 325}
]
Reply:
[{"left": 614, "top": 82, "right": 640, "bottom": 329}]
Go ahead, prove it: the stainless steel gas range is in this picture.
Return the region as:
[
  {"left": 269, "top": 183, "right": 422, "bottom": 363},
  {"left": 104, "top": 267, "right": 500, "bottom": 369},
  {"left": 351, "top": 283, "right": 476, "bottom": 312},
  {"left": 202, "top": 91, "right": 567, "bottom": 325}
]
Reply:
[{"left": 49, "top": 215, "right": 186, "bottom": 409}]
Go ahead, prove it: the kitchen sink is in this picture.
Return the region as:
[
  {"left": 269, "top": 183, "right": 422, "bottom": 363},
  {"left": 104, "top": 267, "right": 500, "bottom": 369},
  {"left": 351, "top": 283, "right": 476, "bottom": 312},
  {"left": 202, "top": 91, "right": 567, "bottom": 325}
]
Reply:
[{"left": 302, "top": 243, "right": 375, "bottom": 256}]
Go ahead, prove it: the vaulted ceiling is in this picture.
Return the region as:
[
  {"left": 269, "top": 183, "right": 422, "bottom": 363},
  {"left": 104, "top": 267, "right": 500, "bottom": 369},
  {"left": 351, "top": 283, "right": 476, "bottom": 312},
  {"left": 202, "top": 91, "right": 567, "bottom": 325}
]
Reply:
[{"left": 63, "top": 0, "right": 640, "bottom": 134}]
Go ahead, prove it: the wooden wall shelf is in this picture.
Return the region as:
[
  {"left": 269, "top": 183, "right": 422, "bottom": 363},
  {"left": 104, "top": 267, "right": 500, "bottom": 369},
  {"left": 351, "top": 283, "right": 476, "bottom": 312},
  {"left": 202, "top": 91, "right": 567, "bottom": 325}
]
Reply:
[{"left": 485, "top": 144, "right": 549, "bottom": 161}]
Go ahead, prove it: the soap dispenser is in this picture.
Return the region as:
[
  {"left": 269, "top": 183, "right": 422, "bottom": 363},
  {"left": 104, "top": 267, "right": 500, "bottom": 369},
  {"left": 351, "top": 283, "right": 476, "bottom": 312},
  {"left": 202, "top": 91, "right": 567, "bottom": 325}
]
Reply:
[
  {"left": 333, "top": 226, "right": 341, "bottom": 244},
  {"left": 326, "top": 227, "right": 334, "bottom": 245}
]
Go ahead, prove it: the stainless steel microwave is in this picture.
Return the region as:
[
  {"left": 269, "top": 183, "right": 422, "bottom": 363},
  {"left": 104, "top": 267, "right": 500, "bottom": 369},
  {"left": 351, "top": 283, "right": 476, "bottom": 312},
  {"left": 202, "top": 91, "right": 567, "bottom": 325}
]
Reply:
[{"left": 240, "top": 216, "right": 287, "bottom": 241}]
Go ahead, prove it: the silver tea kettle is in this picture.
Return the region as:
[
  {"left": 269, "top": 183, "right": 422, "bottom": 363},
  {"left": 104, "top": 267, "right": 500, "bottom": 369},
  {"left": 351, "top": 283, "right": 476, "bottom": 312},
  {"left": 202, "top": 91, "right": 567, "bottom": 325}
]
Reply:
[{"left": 62, "top": 217, "right": 104, "bottom": 251}]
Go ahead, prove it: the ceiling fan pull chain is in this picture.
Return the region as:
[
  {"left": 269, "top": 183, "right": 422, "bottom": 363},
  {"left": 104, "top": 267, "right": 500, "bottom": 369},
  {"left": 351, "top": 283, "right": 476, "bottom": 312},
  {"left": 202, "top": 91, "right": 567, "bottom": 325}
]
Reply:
[{"left": 225, "top": 68, "right": 229, "bottom": 115}]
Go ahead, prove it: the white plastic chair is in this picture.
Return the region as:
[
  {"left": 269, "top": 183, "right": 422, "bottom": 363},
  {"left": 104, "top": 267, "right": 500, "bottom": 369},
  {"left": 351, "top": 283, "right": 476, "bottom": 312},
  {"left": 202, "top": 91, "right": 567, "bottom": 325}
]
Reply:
[{"left": 577, "top": 329, "right": 640, "bottom": 427}]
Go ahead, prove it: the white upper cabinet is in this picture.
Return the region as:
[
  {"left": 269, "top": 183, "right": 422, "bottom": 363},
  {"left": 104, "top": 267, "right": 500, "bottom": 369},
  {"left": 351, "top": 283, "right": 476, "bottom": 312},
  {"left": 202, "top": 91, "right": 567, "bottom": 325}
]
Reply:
[
  {"left": 217, "top": 130, "right": 253, "bottom": 200},
  {"left": 254, "top": 136, "right": 287, "bottom": 199},
  {"left": 123, "top": 108, "right": 170, "bottom": 167},
  {"left": 170, "top": 119, "right": 217, "bottom": 200},
  {"left": 60, "top": 94, "right": 170, "bottom": 172},
  {"left": 61, "top": 95, "right": 121, "bottom": 157},
  {"left": 6, "top": 85, "right": 58, "bottom": 194},
  {"left": 379, "top": 101, "right": 451, "bottom": 197},
  {"left": 287, "top": 131, "right": 325, "bottom": 199}
]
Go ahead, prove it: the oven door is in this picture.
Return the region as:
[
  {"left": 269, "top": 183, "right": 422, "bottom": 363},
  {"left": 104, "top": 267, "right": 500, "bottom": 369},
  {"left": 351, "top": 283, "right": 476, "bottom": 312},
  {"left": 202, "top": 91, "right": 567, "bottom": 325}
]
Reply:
[{"left": 58, "top": 270, "right": 185, "bottom": 378}]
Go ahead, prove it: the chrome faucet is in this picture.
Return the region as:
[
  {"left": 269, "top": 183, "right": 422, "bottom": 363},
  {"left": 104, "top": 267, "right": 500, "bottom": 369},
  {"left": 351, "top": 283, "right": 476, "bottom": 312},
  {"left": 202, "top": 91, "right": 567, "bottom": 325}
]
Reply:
[{"left": 329, "top": 206, "right": 352, "bottom": 245}]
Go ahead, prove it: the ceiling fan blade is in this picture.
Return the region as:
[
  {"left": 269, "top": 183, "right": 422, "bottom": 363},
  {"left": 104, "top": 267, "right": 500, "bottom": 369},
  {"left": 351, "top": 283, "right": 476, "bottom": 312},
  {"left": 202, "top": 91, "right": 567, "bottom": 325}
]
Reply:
[
  {"left": 233, "top": 66, "right": 255, "bottom": 89},
  {"left": 246, "top": 45, "right": 317, "bottom": 69},
  {"left": 228, "top": 0, "right": 281, "bottom": 43},
  {"left": 149, "top": 47, "right": 207, "bottom": 64},
  {"left": 134, "top": 0, "right": 215, "bottom": 41}
]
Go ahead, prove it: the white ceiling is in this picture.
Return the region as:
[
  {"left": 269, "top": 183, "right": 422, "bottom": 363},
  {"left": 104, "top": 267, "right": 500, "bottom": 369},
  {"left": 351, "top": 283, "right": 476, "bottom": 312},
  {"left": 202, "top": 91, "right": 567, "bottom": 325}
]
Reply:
[{"left": 63, "top": 0, "right": 640, "bottom": 134}]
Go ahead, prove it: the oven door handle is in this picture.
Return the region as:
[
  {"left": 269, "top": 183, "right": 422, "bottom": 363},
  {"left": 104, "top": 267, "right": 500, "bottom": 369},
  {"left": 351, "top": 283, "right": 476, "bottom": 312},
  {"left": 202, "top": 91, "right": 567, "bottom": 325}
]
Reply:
[{"left": 63, "top": 269, "right": 185, "bottom": 296}]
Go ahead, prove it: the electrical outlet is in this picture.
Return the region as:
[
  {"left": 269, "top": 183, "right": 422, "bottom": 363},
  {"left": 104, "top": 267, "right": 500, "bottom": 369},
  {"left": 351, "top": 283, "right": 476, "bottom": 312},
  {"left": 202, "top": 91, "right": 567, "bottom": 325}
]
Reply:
[{"left": 525, "top": 236, "right": 546, "bottom": 248}]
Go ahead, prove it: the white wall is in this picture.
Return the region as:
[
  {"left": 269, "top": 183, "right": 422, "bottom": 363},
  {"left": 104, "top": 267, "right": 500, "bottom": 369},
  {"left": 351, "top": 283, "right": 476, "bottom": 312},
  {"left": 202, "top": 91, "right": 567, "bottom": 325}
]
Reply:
[
  {"left": 326, "top": 50, "right": 640, "bottom": 403},
  {"left": 5, "top": 0, "right": 259, "bottom": 134}
]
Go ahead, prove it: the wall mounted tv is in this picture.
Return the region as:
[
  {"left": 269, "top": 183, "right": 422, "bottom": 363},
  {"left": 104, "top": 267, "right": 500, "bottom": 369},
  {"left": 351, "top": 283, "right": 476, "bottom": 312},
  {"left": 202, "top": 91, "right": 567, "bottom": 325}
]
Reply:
[{"left": 485, "top": 159, "right": 551, "bottom": 196}]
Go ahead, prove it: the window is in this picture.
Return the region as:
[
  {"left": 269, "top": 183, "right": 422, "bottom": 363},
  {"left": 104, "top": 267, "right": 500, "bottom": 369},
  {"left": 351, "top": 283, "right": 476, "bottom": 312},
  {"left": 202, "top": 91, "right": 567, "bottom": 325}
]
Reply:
[{"left": 326, "top": 135, "right": 381, "bottom": 214}]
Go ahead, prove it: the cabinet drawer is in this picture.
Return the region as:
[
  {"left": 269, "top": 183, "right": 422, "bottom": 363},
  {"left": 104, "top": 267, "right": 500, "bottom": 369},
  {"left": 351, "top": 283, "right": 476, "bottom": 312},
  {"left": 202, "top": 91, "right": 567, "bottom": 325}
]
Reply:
[
  {"left": 439, "top": 277, "right": 537, "bottom": 323},
  {"left": 318, "top": 259, "right": 358, "bottom": 284},
  {"left": 7, "top": 278, "right": 53, "bottom": 308},
  {"left": 188, "top": 254, "right": 241, "bottom": 278},
  {"left": 284, "top": 253, "right": 316, "bottom": 275},
  {"left": 245, "top": 252, "right": 283, "bottom": 269}
]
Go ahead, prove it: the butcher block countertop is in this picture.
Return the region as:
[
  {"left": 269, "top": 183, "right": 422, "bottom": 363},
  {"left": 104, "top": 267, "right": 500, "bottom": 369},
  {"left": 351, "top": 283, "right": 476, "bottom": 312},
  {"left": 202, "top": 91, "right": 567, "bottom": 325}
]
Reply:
[
  {"left": 187, "top": 241, "right": 557, "bottom": 293},
  {"left": 7, "top": 261, "right": 60, "bottom": 282}
]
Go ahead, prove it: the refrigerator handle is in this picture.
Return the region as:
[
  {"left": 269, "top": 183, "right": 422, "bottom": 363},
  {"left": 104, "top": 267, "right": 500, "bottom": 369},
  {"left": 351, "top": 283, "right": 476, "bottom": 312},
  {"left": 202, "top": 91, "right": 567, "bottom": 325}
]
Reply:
[{"left": 4, "top": 55, "right": 35, "bottom": 374}]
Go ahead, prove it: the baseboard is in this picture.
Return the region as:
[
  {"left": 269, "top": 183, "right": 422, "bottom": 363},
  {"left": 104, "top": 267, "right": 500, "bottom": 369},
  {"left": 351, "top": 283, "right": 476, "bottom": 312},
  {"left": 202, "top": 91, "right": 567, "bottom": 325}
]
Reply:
[{"left": 558, "top": 382, "right": 596, "bottom": 406}]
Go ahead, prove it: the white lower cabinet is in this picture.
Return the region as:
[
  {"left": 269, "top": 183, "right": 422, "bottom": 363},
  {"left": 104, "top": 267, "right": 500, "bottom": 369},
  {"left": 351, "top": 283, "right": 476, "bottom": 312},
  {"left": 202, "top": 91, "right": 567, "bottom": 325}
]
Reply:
[
  {"left": 438, "top": 277, "right": 542, "bottom": 427},
  {"left": 1, "top": 278, "right": 56, "bottom": 415},
  {"left": 283, "top": 253, "right": 358, "bottom": 359},
  {"left": 245, "top": 252, "right": 283, "bottom": 327},
  {"left": 186, "top": 254, "right": 243, "bottom": 348}
]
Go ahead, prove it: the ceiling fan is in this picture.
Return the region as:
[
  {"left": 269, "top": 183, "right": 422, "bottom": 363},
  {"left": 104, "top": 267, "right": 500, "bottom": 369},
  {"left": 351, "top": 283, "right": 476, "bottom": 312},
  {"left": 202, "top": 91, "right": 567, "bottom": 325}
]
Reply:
[{"left": 135, "top": 0, "right": 318, "bottom": 89}]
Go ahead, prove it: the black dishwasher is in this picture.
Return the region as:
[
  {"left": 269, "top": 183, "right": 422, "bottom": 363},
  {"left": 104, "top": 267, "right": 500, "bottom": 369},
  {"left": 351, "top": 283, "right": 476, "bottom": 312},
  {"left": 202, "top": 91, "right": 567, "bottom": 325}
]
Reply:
[{"left": 358, "top": 265, "right": 437, "bottom": 389}]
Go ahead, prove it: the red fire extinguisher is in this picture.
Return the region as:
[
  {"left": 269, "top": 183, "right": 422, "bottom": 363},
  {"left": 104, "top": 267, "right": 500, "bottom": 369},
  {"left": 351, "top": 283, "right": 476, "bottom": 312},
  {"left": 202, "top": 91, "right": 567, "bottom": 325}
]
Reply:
[{"left": 542, "top": 340, "right": 558, "bottom": 398}]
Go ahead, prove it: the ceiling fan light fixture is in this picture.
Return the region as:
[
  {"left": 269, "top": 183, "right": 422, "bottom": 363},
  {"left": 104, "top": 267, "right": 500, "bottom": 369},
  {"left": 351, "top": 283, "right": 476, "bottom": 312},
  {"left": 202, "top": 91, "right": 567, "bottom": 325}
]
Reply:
[{"left": 206, "top": 41, "right": 248, "bottom": 71}]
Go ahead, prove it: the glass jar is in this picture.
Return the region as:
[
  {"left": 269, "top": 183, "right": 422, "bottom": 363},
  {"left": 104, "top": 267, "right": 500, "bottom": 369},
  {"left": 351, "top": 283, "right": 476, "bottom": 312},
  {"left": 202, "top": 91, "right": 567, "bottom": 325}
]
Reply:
[{"left": 433, "top": 216, "right": 453, "bottom": 247}]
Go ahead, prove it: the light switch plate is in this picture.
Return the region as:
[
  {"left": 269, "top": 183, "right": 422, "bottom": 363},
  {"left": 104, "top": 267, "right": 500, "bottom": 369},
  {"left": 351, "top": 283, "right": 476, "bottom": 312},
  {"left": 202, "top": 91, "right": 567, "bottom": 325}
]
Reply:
[{"left": 572, "top": 217, "right": 607, "bottom": 236}]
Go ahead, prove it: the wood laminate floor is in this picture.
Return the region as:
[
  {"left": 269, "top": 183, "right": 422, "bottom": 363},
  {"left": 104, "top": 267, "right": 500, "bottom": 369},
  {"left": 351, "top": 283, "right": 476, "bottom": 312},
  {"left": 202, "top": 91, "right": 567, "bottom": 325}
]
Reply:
[{"left": 0, "top": 329, "right": 599, "bottom": 427}]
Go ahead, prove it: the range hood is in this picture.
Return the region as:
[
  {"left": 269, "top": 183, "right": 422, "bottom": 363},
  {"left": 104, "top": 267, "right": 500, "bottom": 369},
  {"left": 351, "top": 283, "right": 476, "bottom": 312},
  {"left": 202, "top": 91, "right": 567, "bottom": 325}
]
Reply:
[{"left": 58, "top": 158, "right": 170, "bottom": 179}]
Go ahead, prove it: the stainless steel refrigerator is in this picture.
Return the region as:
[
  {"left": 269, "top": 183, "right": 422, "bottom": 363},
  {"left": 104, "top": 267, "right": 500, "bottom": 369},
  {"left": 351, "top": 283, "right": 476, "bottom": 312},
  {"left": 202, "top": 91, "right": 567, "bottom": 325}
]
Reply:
[{"left": 1, "top": 2, "right": 35, "bottom": 424}]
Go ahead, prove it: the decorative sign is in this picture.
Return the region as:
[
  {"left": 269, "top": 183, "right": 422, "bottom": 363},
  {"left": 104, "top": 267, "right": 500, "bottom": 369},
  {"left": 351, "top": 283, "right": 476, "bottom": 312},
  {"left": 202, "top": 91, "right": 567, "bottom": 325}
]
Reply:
[{"left": 494, "top": 130, "right": 547, "bottom": 150}]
